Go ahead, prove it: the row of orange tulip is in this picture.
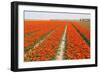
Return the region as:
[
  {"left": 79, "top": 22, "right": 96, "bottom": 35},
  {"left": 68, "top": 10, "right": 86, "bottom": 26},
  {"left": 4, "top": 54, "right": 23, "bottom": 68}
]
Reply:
[{"left": 64, "top": 23, "right": 90, "bottom": 60}]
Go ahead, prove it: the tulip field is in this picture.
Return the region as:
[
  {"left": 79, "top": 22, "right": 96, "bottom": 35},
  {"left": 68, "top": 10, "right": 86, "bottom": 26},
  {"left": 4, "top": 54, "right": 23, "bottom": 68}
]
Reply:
[{"left": 24, "top": 20, "right": 90, "bottom": 62}]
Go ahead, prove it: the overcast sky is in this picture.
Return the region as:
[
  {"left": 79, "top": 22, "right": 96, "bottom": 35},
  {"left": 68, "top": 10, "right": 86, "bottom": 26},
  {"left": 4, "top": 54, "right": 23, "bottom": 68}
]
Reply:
[{"left": 24, "top": 11, "right": 90, "bottom": 20}]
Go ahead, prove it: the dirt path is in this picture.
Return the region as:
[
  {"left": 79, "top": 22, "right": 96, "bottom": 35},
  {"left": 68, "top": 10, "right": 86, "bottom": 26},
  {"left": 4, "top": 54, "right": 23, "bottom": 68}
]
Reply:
[{"left": 56, "top": 25, "right": 67, "bottom": 60}]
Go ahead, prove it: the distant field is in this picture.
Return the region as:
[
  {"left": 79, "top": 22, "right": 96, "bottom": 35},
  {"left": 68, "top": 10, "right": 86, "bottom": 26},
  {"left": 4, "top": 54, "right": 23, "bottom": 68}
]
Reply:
[{"left": 24, "top": 20, "right": 90, "bottom": 62}]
